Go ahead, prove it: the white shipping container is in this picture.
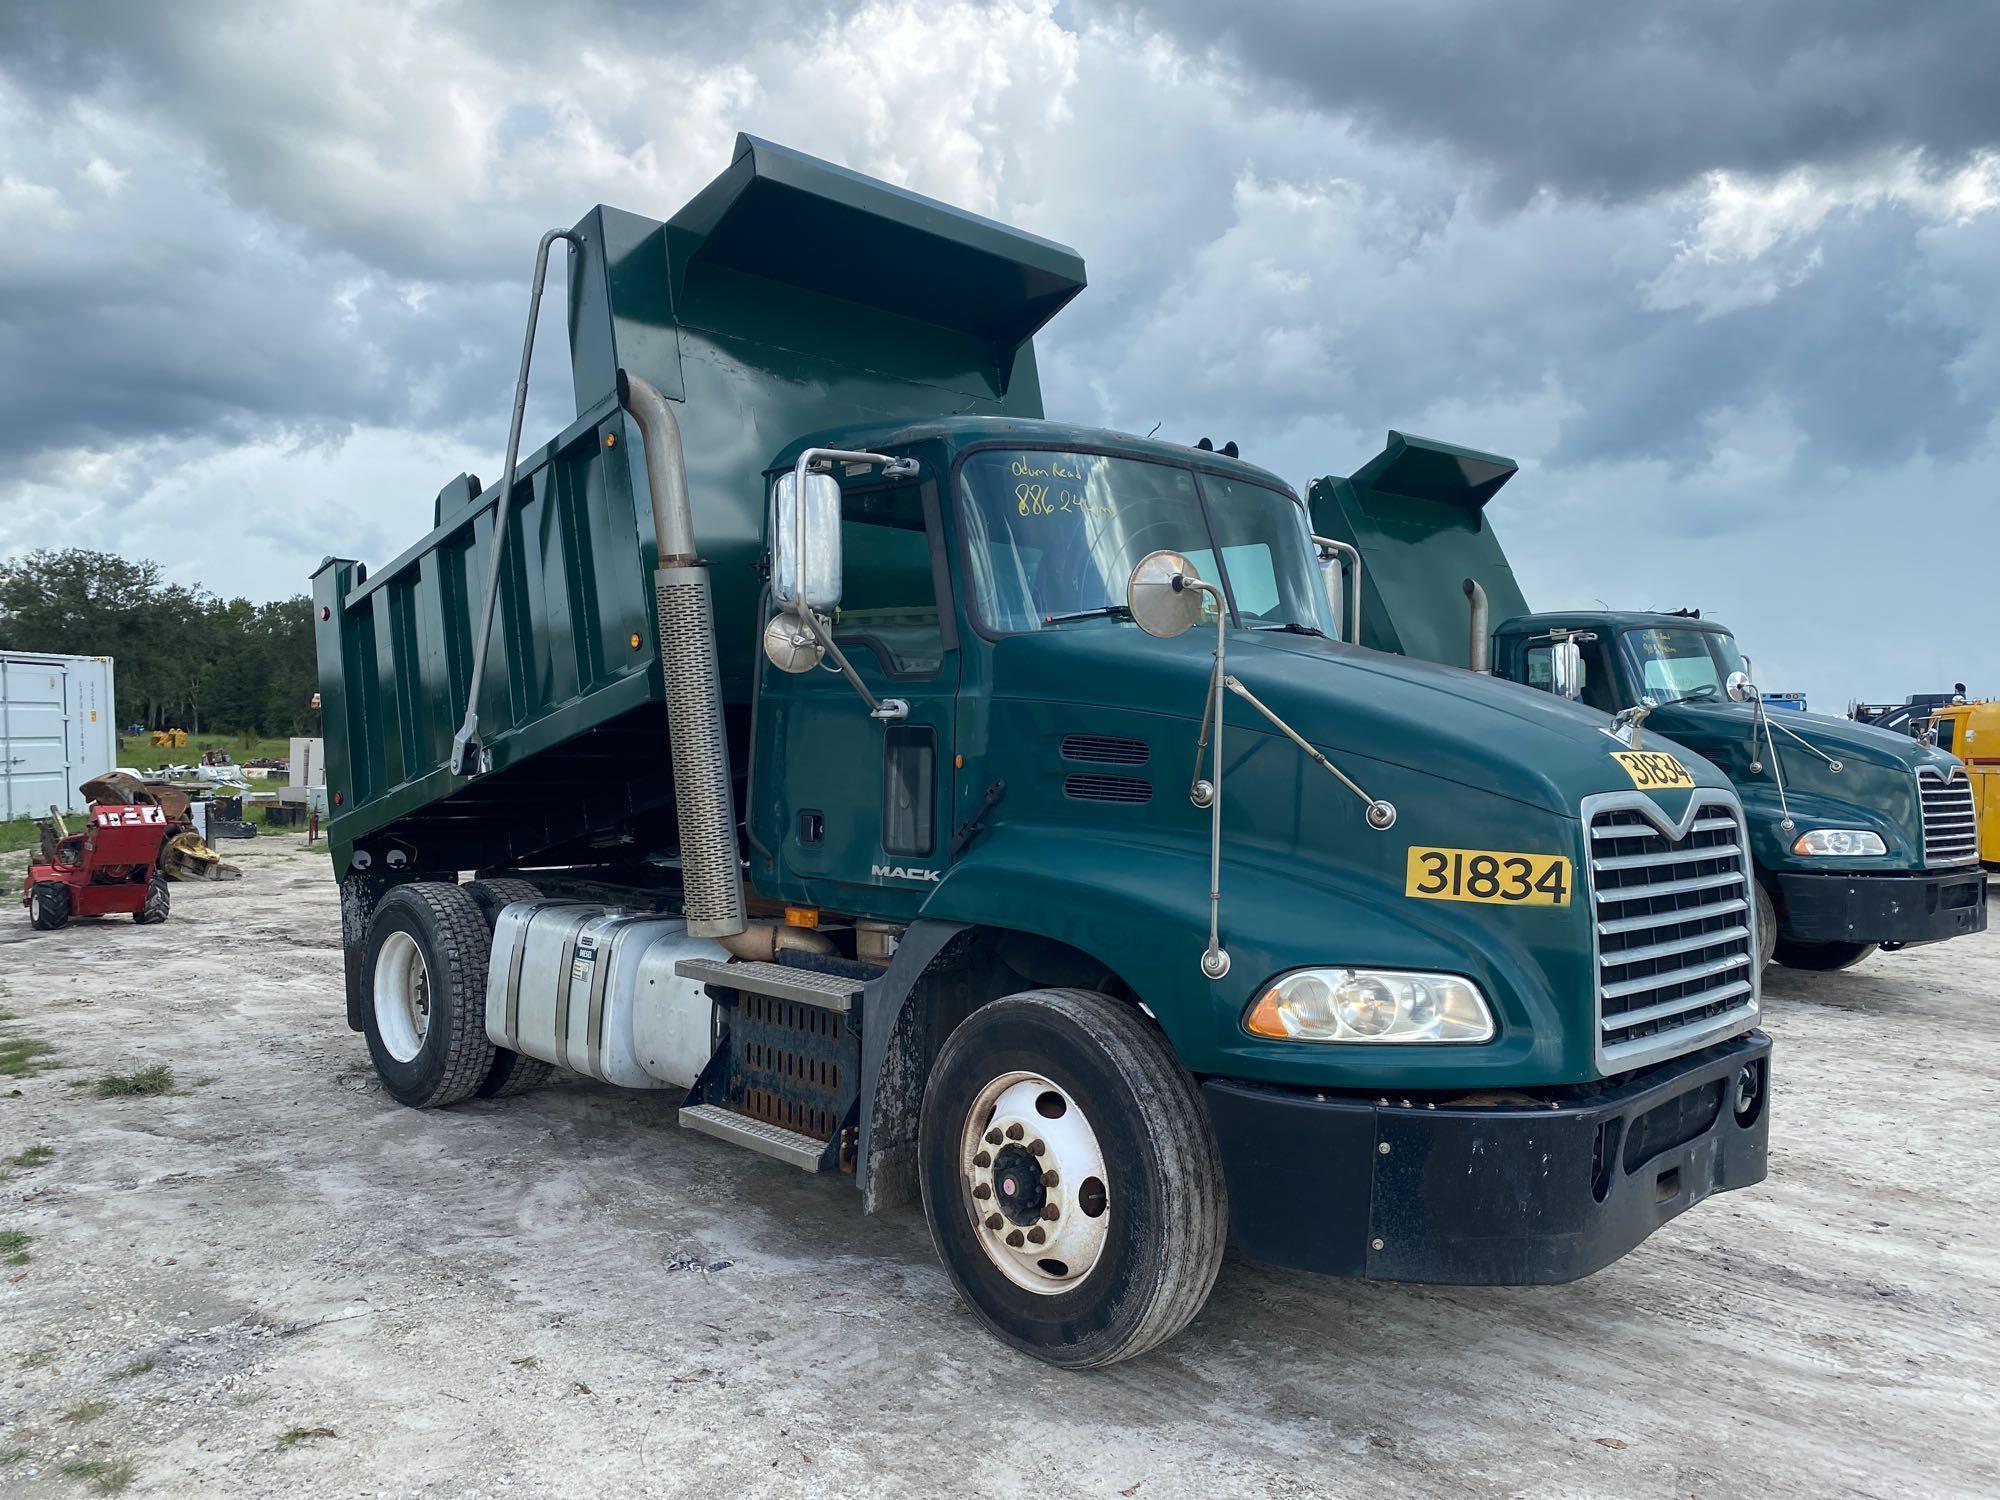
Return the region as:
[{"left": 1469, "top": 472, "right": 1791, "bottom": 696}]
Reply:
[{"left": 0, "top": 650, "right": 117, "bottom": 819}]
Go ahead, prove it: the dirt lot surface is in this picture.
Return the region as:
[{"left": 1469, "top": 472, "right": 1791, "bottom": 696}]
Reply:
[{"left": 2, "top": 839, "right": 1995, "bottom": 1498}]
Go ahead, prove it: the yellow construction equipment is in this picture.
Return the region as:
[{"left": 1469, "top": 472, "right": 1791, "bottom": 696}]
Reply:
[
  {"left": 1929, "top": 699, "right": 2000, "bottom": 869},
  {"left": 149, "top": 728, "right": 188, "bottom": 748}
]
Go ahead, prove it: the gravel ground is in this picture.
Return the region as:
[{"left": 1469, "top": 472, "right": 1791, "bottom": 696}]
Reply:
[{"left": 1, "top": 839, "right": 1995, "bottom": 1499}]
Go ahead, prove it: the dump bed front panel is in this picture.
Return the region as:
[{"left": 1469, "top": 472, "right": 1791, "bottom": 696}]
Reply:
[
  {"left": 1309, "top": 431, "right": 1531, "bottom": 668},
  {"left": 312, "top": 134, "right": 1084, "bottom": 873}
]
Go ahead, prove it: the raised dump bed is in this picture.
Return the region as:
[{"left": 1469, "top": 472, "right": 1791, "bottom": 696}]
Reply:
[{"left": 311, "top": 135, "right": 1085, "bottom": 877}]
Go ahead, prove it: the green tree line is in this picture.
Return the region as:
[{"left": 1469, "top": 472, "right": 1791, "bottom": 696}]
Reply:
[{"left": 0, "top": 549, "right": 315, "bottom": 736}]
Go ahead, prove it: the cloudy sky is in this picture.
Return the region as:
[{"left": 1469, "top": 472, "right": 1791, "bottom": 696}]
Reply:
[{"left": 2, "top": 0, "right": 1995, "bottom": 710}]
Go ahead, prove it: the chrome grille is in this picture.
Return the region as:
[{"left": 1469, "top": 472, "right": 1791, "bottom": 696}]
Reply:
[
  {"left": 1919, "top": 767, "right": 1977, "bottom": 868},
  {"left": 1587, "top": 791, "right": 1759, "bottom": 1073}
]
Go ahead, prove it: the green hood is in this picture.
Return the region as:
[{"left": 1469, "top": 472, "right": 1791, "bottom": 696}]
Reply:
[{"left": 992, "top": 627, "right": 1735, "bottom": 819}]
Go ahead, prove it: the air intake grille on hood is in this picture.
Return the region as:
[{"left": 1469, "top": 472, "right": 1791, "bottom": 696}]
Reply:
[
  {"left": 1064, "top": 774, "right": 1152, "bottom": 804},
  {"left": 1061, "top": 734, "right": 1149, "bottom": 765}
]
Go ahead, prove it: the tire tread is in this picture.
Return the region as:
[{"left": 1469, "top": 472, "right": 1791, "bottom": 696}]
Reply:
[
  {"left": 372, "top": 882, "right": 497, "bottom": 1108},
  {"left": 923, "top": 986, "right": 1227, "bottom": 1369}
]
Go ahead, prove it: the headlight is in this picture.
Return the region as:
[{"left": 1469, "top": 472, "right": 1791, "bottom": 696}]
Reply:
[
  {"left": 1791, "top": 828, "right": 1886, "bottom": 857},
  {"left": 1244, "top": 968, "right": 1494, "bottom": 1044}
]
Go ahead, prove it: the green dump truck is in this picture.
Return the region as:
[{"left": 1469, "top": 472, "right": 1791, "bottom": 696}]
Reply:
[
  {"left": 1308, "top": 432, "right": 1986, "bottom": 975},
  {"left": 312, "top": 137, "right": 1771, "bottom": 1368}
]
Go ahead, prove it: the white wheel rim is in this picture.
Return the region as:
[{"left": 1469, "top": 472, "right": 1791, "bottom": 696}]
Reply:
[
  {"left": 373, "top": 931, "right": 431, "bottom": 1064},
  {"left": 959, "top": 1071, "right": 1111, "bottom": 1295}
]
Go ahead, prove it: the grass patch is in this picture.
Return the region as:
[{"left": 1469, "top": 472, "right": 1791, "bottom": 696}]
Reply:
[
  {"left": 109, "top": 1359, "right": 154, "bottom": 1381},
  {"left": 115, "top": 735, "right": 290, "bottom": 775},
  {"left": 6, "top": 1145, "right": 54, "bottom": 1170},
  {"left": 0, "top": 1035, "right": 58, "bottom": 1079},
  {"left": 61, "top": 1399, "right": 112, "bottom": 1424},
  {"left": 0, "top": 816, "right": 40, "bottom": 856},
  {"left": 276, "top": 1425, "right": 337, "bottom": 1447},
  {"left": 1, "top": 1444, "right": 27, "bottom": 1463},
  {"left": 91, "top": 1064, "right": 174, "bottom": 1098},
  {"left": 0, "top": 1230, "right": 30, "bottom": 1266},
  {"left": 58, "top": 1456, "right": 138, "bottom": 1493},
  {"left": 19, "top": 1347, "right": 55, "bottom": 1369}
]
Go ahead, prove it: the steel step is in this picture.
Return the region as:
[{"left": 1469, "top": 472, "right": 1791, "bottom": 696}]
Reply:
[
  {"left": 674, "top": 957, "right": 864, "bottom": 1013},
  {"left": 677, "top": 1102, "right": 827, "bottom": 1170}
]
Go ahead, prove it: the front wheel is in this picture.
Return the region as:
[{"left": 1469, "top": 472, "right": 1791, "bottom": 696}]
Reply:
[
  {"left": 1753, "top": 883, "right": 1777, "bottom": 969},
  {"left": 1773, "top": 937, "right": 1879, "bottom": 972},
  {"left": 918, "top": 988, "right": 1227, "bottom": 1369},
  {"left": 29, "top": 882, "right": 71, "bottom": 931},
  {"left": 134, "top": 877, "right": 170, "bottom": 924}
]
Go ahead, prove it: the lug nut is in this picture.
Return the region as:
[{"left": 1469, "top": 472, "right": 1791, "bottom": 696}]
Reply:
[
  {"left": 985, "top": 1129, "right": 1002, "bottom": 1146},
  {"left": 1027, "top": 1227, "right": 1046, "bottom": 1245},
  {"left": 1006, "top": 1230, "right": 1025, "bottom": 1248},
  {"left": 973, "top": 1183, "right": 991, "bottom": 1200},
  {"left": 1005, "top": 1123, "right": 1024, "bottom": 1141},
  {"left": 1029, "top": 1139, "right": 1046, "bottom": 1156},
  {"left": 973, "top": 1150, "right": 991, "bottom": 1168},
  {"left": 1042, "top": 1171, "right": 1059, "bottom": 1188},
  {"left": 1041, "top": 1204, "right": 1059, "bottom": 1221},
  {"left": 986, "top": 1213, "right": 1003, "bottom": 1231}
]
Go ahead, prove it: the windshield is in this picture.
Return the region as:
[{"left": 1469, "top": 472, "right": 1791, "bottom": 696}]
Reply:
[
  {"left": 955, "top": 449, "right": 1334, "bottom": 635},
  {"left": 1620, "top": 627, "right": 1745, "bottom": 704}
]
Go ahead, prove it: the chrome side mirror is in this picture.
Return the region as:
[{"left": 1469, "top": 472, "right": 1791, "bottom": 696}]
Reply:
[
  {"left": 771, "top": 468, "right": 842, "bottom": 614},
  {"left": 1127, "top": 550, "right": 1208, "bottom": 638},
  {"left": 1726, "top": 669, "right": 1754, "bottom": 703},
  {"left": 1551, "top": 639, "right": 1585, "bottom": 701}
]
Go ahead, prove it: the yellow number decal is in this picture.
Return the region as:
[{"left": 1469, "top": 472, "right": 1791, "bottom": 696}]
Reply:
[
  {"left": 1404, "top": 847, "right": 1571, "bottom": 906},
  {"left": 1610, "top": 749, "right": 1696, "bottom": 790}
]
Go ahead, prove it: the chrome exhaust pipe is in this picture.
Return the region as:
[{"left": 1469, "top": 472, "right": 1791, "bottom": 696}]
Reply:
[
  {"left": 1463, "top": 578, "right": 1490, "bottom": 673},
  {"left": 618, "top": 369, "right": 746, "bottom": 941}
]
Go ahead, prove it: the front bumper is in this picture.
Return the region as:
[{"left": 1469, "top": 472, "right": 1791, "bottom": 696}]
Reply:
[
  {"left": 1203, "top": 1031, "right": 1771, "bottom": 1285},
  {"left": 1774, "top": 868, "right": 1986, "bottom": 946}
]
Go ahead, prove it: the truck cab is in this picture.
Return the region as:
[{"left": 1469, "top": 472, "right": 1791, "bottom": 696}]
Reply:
[
  {"left": 1310, "top": 432, "right": 1987, "bottom": 973},
  {"left": 313, "top": 139, "right": 1772, "bottom": 1369}
]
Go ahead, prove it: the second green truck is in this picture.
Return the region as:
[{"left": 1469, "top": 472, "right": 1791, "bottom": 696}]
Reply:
[{"left": 1308, "top": 432, "right": 1986, "bottom": 973}]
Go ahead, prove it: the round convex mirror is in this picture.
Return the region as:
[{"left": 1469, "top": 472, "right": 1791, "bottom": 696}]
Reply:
[
  {"left": 1725, "top": 670, "right": 1754, "bottom": 703},
  {"left": 1126, "top": 550, "right": 1207, "bottom": 639},
  {"left": 762, "top": 612, "right": 823, "bottom": 673}
]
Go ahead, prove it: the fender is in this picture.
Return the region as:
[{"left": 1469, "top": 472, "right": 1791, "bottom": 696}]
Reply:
[{"left": 910, "top": 824, "right": 1585, "bottom": 1090}]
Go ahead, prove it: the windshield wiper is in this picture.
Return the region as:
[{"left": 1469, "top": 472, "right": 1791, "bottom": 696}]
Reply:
[
  {"left": 1252, "top": 622, "right": 1327, "bottom": 638},
  {"left": 1043, "top": 604, "right": 1133, "bottom": 625}
]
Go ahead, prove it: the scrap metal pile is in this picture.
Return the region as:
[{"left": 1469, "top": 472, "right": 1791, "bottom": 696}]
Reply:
[{"left": 77, "top": 772, "right": 243, "bottom": 881}]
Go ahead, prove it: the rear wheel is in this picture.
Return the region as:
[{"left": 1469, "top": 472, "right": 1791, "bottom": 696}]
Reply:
[
  {"left": 462, "top": 878, "right": 557, "bottom": 1098},
  {"left": 29, "top": 882, "right": 70, "bottom": 931},
  {"left": 918, "top": 988, "right": 1227, "bottom": 1369},
  {"left": 1773, "top": 937, "right": 1879, "bottom": 972},
  {"left": 361, "top": 883, "right": 496, "bottom": 1108},
  {"left": 134, "top": 877, "right": 170, "bottom": 924}
]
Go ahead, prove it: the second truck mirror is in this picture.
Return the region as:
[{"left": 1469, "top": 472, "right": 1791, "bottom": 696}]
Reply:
[
  {"left": 1551, "top": 640, "right": 1585, "bottom": 701},
  {"left": 772, "top": 469, "right": 843, "bottom": 614}
]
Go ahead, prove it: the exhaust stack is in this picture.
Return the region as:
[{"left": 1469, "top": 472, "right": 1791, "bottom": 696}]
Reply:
[
  {"left": 1463, "top": 578, "right": 1490, "bottom": 673},
  {"left": 618, "top": 369, "right": 747, "bottom": 941}
]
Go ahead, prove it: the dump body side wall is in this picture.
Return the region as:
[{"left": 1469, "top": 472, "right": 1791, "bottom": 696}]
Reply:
[{"left": 312, "top": 147, "right": 1083, "bottom": 877}]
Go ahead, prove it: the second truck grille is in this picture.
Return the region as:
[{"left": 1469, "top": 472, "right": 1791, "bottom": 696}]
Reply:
[
  {"left": 1919, "top": 767, "right": 1978, "bottom": 868},
  {"left": 1587, "top": 791, "right": 1759, "bottom": 1072}
]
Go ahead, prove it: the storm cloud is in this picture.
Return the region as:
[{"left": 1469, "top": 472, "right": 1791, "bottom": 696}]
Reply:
[{"left": 1, "top": 0, "right": 1996, "bottom": 707}]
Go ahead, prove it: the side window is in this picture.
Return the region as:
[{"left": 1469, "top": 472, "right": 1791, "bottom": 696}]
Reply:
[
  {"left": 1522, "top": 643, "right": 1619, "bottom": 714},
  {"left": 834, "top": 485, "right": 944, "bottom": 677},
  {"left": 1580, "top": 644, "right": 1620, "bottom": 714}
]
